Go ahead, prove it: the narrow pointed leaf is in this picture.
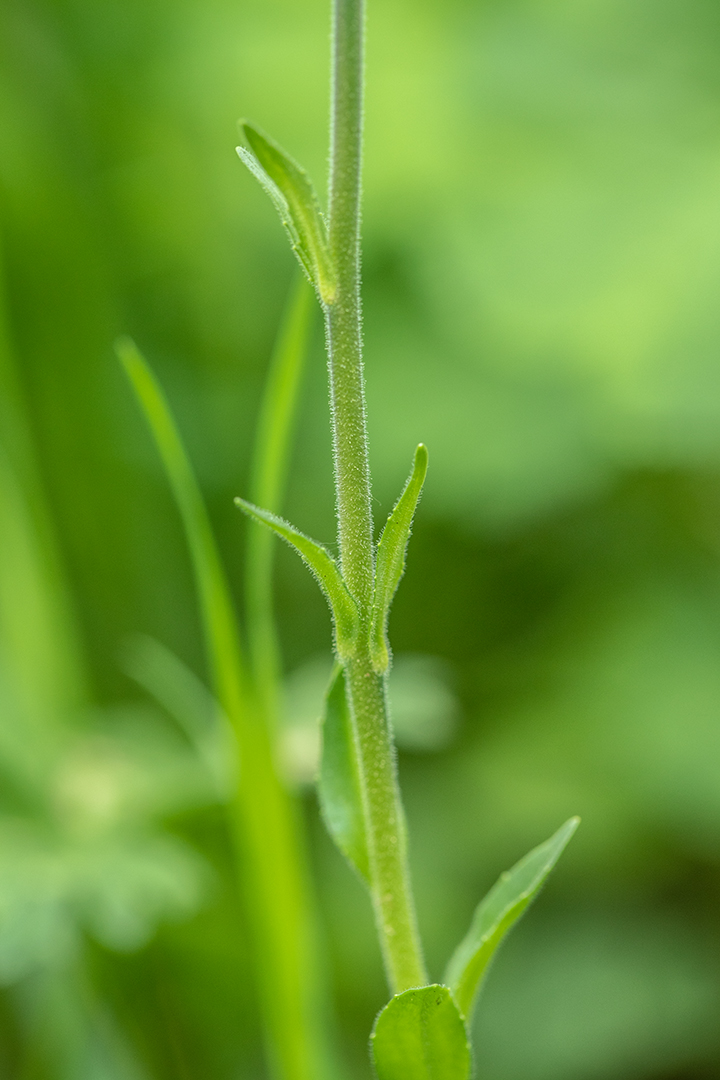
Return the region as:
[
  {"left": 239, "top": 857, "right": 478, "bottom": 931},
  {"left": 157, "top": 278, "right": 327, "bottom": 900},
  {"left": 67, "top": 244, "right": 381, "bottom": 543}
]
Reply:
[
  {"left": 444, "top": 817, "right": 579, "bottom": 1021},
  {"left": 118, "top": 338, "right": 247, "bottom": 722},
  {"left": 370, "top": 444, "right": 428, "bottom": 672},
  {"left": 235, "top": 498, "right": 358, "bottom": 657},
  {"left": 370, "top": 986, "right": 471, "bottom": 1080},
  {"left": 318, "top": 665, "right": 369, "bottom": 883},
  {"left": 237, "top": 122, "right": 336, "bottom": 304}
]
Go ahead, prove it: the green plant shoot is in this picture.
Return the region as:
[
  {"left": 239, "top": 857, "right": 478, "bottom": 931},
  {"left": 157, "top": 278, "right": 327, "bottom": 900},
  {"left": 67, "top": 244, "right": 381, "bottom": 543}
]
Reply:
[
  {"left": 233, "top": 0, "right": 580, "bottom": 1073},
  {"left": 235, "top": 1, "right": 579, "bottom": 1074}
]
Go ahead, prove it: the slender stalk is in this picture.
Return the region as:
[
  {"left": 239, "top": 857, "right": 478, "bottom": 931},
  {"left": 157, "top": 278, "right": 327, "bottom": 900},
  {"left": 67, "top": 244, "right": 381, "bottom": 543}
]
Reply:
[
  {"left": 326, "top": 0, "right": 373, "bottom": 609},
  {"left": 325, "top": 0, "right": 428, "bottom": 993},
  {"left": 345, "top": 656, "right": 428, "bottom": 992}
]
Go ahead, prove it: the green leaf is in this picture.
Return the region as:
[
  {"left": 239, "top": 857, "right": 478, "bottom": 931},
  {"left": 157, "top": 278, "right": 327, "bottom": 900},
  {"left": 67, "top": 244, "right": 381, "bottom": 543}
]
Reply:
[
  {"left": 234, "top": 498, "right": 358, "bottom": 659},
  {"left": 237, "top": 122, "right": 337, "bottom": 305},
  {"left": 370, "top": 985, "right": 471, "bottom": 1080},
  {"left": 370, "top": 445, "right": 428, "bottom": 673},
  {"left": 318, "top": 665, "right": 369, "bottom": 882},
  {"left": 444, "top": 816, "right": 579, "bottom": 1021}
]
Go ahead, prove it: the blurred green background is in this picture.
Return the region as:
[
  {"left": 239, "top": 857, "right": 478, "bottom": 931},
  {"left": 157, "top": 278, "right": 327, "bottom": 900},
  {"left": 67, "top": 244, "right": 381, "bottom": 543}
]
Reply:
[{"left": 2, "top": 0, "right": 720, "bottom": 1075}]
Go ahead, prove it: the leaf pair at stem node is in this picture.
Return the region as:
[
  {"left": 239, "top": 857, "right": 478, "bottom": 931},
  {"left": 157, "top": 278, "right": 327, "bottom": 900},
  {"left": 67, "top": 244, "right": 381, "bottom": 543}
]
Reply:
[{"left": 235, "top": 442, "right": 428, "bottom": 671}]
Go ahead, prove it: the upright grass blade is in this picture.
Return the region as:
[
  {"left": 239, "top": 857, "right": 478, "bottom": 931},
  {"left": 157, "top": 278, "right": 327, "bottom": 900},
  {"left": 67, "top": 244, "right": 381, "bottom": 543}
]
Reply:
[
  {"left": 119, "top": 338, "right": 335, "bottom": 1080},
  {"left": 318, "top": 666, "right": 369, "bottom": 882},
  {"left": 370, "top": 444, "right": 428, "bottom": 672},
  {"left": 0, "top": 446, "right": 74, "bottom": 789},
  {"left": 444, "top": 817, "right": 580, "bottom": 1022},
  {"left": 0, "top": 258, "right": 149, "bottom": 1074},
  {"left": 123, "top": 634, "right": 235, "bottom": 798},
  {"left": 238, "top": 123, "right": 336, "bottom": 304},
  {"left": 246, "top": 275, "right": 314, "bottom": 716},
  {"left": 118, "top": 340, "right": 242, "bottom": 715},
  {"left": 370, "top": 986, "right": 471, "bottom": 1080},
  {"left": 0, "top": 241, "right": 86, "bottom": 728},
  {"left": 236, "top": 498, "right": 358, "bottom": 658},
  {"left": 0, "top": 246, "right": 88, "bottom": 801},
  {"left": 19, "top": 956, "right": 151, "bottom": 1080}
]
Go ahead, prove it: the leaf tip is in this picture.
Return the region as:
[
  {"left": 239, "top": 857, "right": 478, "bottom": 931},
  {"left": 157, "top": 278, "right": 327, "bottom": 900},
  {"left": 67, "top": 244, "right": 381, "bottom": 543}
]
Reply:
[
  {"left": 114, "top": 334, "right": 139, "bottom": 368},
  {"left": 239, "top": 119, "right": 262, "bottom": 148},
  {"left": 413, "top": 443, "right": 429, "bottom": 487},
  {"left": 559, "top": 815, "right": 581, "bottom": 842},
  {"left": 236, "top": 118, "right": 263, "bottom": 152},
  {"left": 114, "top": 333, "right": 135, "bottom": 355},
  {"left": 234, "top": 494, "right": 259, "bottom": 520}
]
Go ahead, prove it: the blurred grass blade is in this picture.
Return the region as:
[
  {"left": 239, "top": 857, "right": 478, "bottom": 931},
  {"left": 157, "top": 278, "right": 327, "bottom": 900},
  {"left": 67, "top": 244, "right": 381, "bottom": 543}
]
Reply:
[
  {"left": 120, "top": 338, "right": 337, "bottom": 1080},
  {"left": 0, "top": 249, "right": 86, "bottom": 792},
  {"left": 0, "top": 445, "right": 72, "bottom": 789},
  {"left": 123, "top": 634, "right": 235, "bottom": 797},
  {"left": 22, "top": 959, "right": 151, "bottom": 1080},
  {"left": 246, "top": 275, "right": 314, "bottom": 713},
  {"left": 118, "top": 338, "right": 245, "bottom": 717},
  {"left": 444, "top": 817, "right": 580, "bottom": 1021},
  {"left": 370, "top": 986, "right": 471, "bottom": 1080},
  {"left": 370, "top": 445, "right": 428, "bottom": 672},
  {"left": 318, "top": 665, "right": 369, "bottom": 883},
  {"left": 235, "top": 498, "right": 358, "bottom": 657},
  {"left": 0, "top": 243, "right": 86, "bottom": 727},
  {"left": 237, "top": 122, "right": 336, "bottom": 304}
]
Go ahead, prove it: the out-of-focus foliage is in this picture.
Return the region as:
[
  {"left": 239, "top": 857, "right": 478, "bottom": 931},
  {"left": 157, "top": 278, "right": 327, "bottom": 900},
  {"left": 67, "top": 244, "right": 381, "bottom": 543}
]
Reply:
[
  {"left": 2, "top": 0, "right": 720, "bottom": 1076},
  {"left": 0, "top": 240, "right": 218, "bottom": 1077}
]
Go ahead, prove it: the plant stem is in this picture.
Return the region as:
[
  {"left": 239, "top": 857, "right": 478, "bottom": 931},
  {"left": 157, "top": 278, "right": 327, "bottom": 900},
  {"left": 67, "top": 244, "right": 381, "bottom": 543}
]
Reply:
[
  {"left": 325, "top": 0, "right": 428, "bottom": 994},
  {"left": 345, "top": 655, "right": 428, "bottom": 992},
  {"left": 327, "top": 0, "right": 373, "bottom": 610}
]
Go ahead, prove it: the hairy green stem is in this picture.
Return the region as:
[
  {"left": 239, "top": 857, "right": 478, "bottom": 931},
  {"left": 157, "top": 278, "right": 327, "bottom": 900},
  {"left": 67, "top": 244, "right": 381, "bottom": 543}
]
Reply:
[
  {"left": 326, "top": 0, "right": 373, "bottom": 610},
  {"left": 345, "top": 653, "right": 427, "bottom": 991},
  {"left": 325, "top": 0, "right": 427, "bottom": 994}
]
